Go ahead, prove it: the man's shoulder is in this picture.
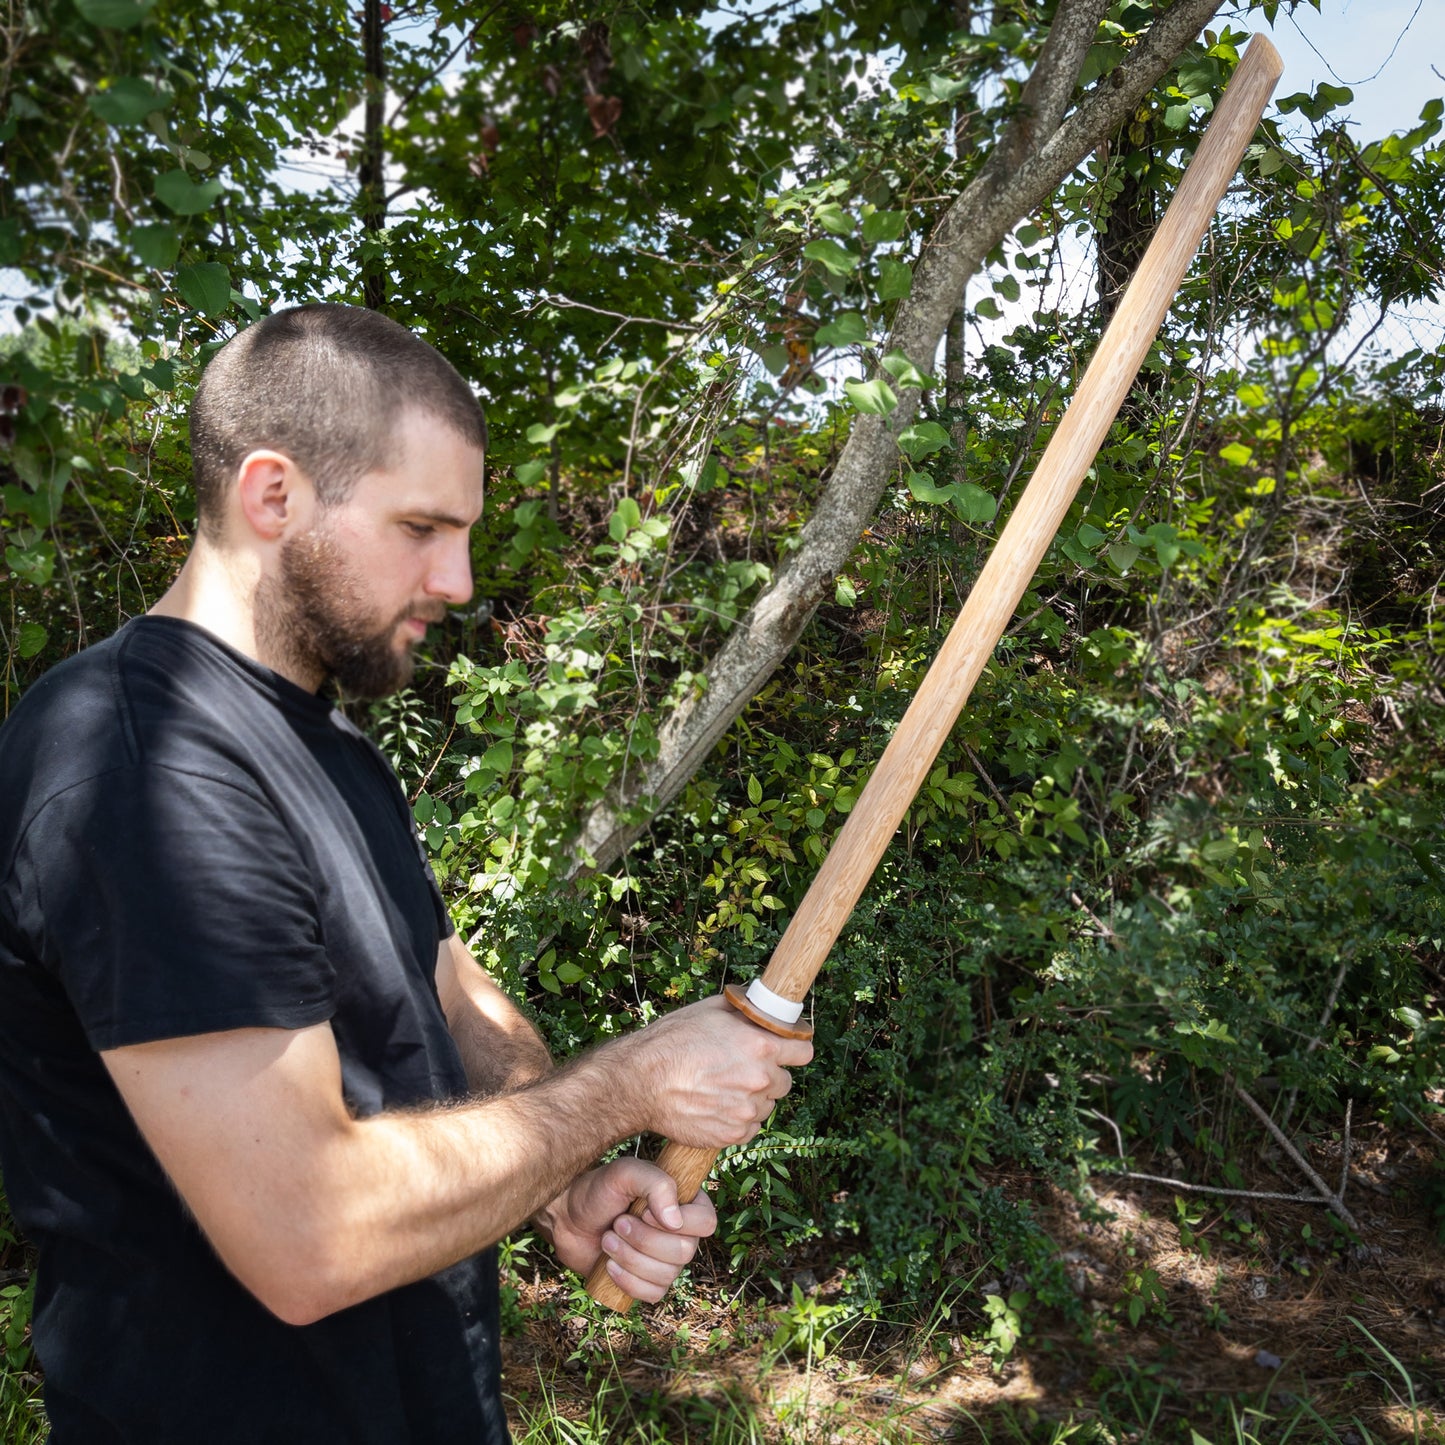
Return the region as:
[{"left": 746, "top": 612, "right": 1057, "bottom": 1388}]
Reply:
[
  {"left": 1, "top": 626, "right": 132, "bottom": 766},
  {"left": 0, "top": 620, "right": 268, "bottom": 842}
]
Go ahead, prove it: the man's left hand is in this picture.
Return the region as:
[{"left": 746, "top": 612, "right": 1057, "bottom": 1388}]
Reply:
[{"left": 537, "top": 1158, "right": 717, "bottom": 1304}]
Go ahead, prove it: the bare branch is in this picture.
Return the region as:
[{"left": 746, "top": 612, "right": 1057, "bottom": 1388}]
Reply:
[
  {"left": 1234, "top": 1083, "right": 1362, "bottom": 1233},
  {"left": 569, "top": 0, "right": 1231, "bottom": 873}
]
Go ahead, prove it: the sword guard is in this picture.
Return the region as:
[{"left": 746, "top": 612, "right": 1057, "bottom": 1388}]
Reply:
[{"left": 723, "top": 981, "right": 814, "bottom": 1041}]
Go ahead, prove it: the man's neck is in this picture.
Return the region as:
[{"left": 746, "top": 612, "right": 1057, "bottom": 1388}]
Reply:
[{"left": 150, "top": 542, "right": 316, "bottom": 689}]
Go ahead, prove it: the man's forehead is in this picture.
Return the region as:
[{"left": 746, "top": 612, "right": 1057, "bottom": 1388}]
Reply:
[{"left": 368, "top": 414, "right": 485, "bottom": 522}]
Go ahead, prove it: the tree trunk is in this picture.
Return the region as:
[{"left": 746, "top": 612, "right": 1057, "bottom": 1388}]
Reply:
[
  {"left": 569, "top": 0, "right": 1227, "bottom": 876},
  {"left": 1097, "top": 113, "right": 1160, "bottom": 325},
  {"left": 359, "top": 0, "right": 387, "bottom": 311}
]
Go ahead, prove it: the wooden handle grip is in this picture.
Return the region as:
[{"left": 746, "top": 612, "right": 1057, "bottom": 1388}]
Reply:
[
  {"left": 755, "top": 33, "right": 1282, "bottom": 1009},
  {"left": 582, "top": 35, "right": 1282, "bottom": 1316},
  {"left": 583, "top": 1139, "right": 720, "bottom": 1311}
]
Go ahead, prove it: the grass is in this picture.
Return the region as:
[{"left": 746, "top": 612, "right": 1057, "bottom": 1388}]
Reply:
[{"left": 2, "top": 1144, "right": 1443, "bottom": 1445}]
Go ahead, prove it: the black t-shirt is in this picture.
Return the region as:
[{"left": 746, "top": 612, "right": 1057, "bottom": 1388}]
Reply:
[{"left": 0, "top": 617, "right": 508, "bottom": 1443}]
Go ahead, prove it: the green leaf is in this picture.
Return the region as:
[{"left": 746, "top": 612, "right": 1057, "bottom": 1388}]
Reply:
[
  {"left": 925, "top": 73, "right": 969, "bottom": 104},
  {"left": 756, "top": 344, "right": 790, "bottom": 376},
  {"left": 802, "top": 238, "right": 857, "bottom": 277},
  {"left": 555, "top": 961, "right": 586, "bottom": 985},
  {"left": 1218, "top": 441, "right": 1254, "bottom": 467},
  {"left": 1075, "top": 522, "right": 1106, "bottom": 550},
  {"left": 747, "top": 774, "right": 763, "bottom": 806},
  {"left": 880, "top": 350, "right": 933, "bottom": 390},
  {"left": 174, "top": 261, "right": 231, "bottom": 316},
  {"left": 75, "top": 0, "right": 155, "bottom": 27},
  {"left": 994, "top": 273, "right": 1020, "bottom": 303},
  {"left": 526, "top": 422, "right": 560, "bottom": 444},
  {"left": 6, "top": 544, "right": 54, "bottom": 588},
  {"left": 17, "top": 622, "right": 48, "bottom": 658},
  {"left": 153, "top": 168, "right": 224, "bottom": 215},
  {"left": 954, "top": 483, "right": 996, "bottom": 524},
  {"left": 862, "top": 210, "right": 906, "bottom": 244},
  {"left": 88, "top": 77, "right": 168, "bottom": 125},
  {"left": 843, "top": 377, "right": 897, "bottom": 415},
  {"left": 897, "top": 421, "right": 950, "bottom": 462},
  {"left": 974, "top": 296, "right": 1001, "bottom": 320},
  {"left": 129, "top": 222, "right": 180, "bottom": 269},
  {"left": 514, "top": 460, "right": 546, "bottom": 486},
  {"left": 877, "top": 258, "right": 912, "bottom": 301},
  {"left": 906, "top": 471, "right": 953, "bottom": 505},
  {"left": 609, "top": 497, "right": 642, "bottom": 541},
  {"left": 814, "top": 312, "right": 867, "bottom": 347},
  {"left": 1107, "top": 541, "right": 1141, "bottom": 573},
  {"left": 813, "top": 203, "right": 853, "bottom": 236},
  {"left": 834, "top": 575, "right": 857, "bottom": 607},
  {"left": 481, "top": 740, "right": 514, "bottom": 772}
]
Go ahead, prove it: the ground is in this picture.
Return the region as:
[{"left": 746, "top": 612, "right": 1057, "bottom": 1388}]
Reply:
[{"left": 500, "top": 1126, "right": 1445, "bottom": 1444}]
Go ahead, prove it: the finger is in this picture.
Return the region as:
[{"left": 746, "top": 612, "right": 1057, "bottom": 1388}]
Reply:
[
  {"left": 777, "top": 1037, "right": 813, "bottom": 1068},
  {"left": 639, "top": 1195, "right": 717, "bottom": 1240},
  {"left": 599, "top": 1221, "right": 696, "bottom": 1296},
  {"left": 598, "top": 1256, "right": 670, "bottom": 1306},
  {"left": 597, "top": 1157, "right": 687, "bottom": 1226},
  {"left": 615, "top": 1212, "right": 700, "bottom": 1265}
]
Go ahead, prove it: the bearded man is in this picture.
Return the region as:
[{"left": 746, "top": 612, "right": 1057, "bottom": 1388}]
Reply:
[{"left": 0, "top": 305, "right": 809, "bottom": 1442}]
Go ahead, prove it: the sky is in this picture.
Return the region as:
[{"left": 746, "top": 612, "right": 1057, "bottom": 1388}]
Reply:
[
  {"left": 1260, "top": 0, "right": 1444, "bottom": 139},
  {"left": 6, "top": 2, "right": 1442, "bottom": 334}
]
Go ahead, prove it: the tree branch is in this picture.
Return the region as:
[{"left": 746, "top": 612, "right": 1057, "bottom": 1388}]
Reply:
[{"left": 569, "top": 0, "right": 1229, "bottom": 874}]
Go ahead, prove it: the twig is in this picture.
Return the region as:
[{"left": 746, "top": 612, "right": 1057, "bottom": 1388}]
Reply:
[
  {"left": 1119, "top": 1171, "right": 1337, "bottom": 1207},
  {"left": 1235, "top": 1082, "right": 1361, "bottom": 1233},
  {"left": 1070, "top": 890, "right": 1115, "bottom": 941},
  {"left": 1338, "top": 1096, "right": 1353, "bottom": 1202},
  {"left": 532, "top": 293, "right": 700, "bottom": 332},
  {"left": 408, "top": 720, "right": 456, "bottom": 805},
  {"left": 1281, "top": 948, "right": 1352, "bottom": 1131},
  {"left": 963, "top": 744, "right": 1016, "bottom": 825}
]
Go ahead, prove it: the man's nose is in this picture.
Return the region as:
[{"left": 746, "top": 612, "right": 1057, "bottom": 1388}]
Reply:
[{"left": 427, "top": 535, "right": 474, "bottom": 606}]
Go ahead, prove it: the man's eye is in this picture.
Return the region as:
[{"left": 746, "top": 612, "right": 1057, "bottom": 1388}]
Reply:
[{"left": 403, "top": 521, "right": 435, "bottom": 538}]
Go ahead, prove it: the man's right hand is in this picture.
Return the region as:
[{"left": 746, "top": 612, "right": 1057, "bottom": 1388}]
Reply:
[{"left": 622, "top": 993, "right": 813, "bottom": 1149}]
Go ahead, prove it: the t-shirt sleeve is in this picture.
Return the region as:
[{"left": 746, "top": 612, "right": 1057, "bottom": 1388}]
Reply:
[
  {"left": 425, "top": 859, "right": 455, "bottom": 942},
  {"left": 14, "top": 764, "right": 337, "bottom": 1050}
]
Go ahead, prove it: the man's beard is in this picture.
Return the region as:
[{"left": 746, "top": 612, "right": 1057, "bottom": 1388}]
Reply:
[{"left": 257, "top": 529, "right": 441, "bottom": 700}]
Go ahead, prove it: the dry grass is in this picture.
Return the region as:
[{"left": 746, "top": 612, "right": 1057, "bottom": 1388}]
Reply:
[{"left": 502, "top": 1126, "right": 1445, "bottom": 1443}]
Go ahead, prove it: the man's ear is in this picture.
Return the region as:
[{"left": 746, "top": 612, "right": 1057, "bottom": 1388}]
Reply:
[{"left": 235, "top": 449, "right": 312, "bottom": 542}]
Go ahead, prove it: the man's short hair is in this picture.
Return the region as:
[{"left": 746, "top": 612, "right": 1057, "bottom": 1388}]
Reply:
[{"left": 189, "top": 305, "right": 488, "bottom": 533}]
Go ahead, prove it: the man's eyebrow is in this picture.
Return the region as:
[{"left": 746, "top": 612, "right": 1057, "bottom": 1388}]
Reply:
[{"left": 400, "top": 508, "right": 478, "bottom": 528}]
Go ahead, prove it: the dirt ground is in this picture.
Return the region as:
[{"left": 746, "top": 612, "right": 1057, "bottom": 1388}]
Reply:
[{"left": 502, "top": 1124, "right": 1445, "bottom": 1442}]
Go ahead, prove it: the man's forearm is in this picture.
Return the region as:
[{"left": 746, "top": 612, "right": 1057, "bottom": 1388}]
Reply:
[
  {"left": 287, "top": 1042, "right": 639, "bottom": 1323},
  {"left": 437, "top": 932, "right": 553, "bottom": 1094},
  {"left": 103, "top": 995, "right": 806, "bottom": 1328}
]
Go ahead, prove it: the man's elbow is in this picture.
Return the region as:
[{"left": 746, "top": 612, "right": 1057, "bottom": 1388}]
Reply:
[{"left": 216, "top": 1215, "right": 372, "bottom": 1328}]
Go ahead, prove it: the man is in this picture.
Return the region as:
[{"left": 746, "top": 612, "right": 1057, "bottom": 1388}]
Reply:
[{"left": 0, "top": 305, "right": 810, "bottom": 1441}]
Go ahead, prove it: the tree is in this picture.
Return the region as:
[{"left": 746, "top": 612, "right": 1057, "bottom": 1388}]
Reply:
[{"left": 568, "top": 0, "right": 1232, "bottom": 872}]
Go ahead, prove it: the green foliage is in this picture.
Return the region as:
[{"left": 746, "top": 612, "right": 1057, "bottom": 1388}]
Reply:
[{"left": 4, "top": 1, "right": 1445, "bottom": 1421}]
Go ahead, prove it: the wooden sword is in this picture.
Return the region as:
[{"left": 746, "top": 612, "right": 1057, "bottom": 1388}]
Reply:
[{"left": 587, "top": 32, "right": 1283, "bottom": 1312}]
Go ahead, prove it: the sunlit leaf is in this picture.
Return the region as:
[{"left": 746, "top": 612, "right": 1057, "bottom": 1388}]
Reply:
[
  {"left": 843, "top": 377, "right": 897, "bottom": 414},
  {"left": 802, "top": 238, "right": 857, "bottom": 277},
  {"left": 153, "top": 168, "right": 223, "bottom": 215},
  {"left": 174, "top": 261, "right": 231, "bottom": 316}
]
